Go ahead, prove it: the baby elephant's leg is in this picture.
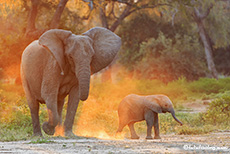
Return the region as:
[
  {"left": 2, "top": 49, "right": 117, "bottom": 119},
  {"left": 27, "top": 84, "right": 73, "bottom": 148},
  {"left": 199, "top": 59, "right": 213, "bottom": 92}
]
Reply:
[
  {"left": 128, "top": 122, "right": 139, "bottom": 139},
  {"left": 153, "top": 112, "right": 161, "bottom": 139},
  {"left": 144, "top": 109, "right": 154, "bottom": 139}
]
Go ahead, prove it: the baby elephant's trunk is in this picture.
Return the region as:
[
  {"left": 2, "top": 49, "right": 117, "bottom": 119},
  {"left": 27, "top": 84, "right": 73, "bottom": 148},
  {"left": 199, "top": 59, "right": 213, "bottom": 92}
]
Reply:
[{"left": 171, "top": 109, "right": 183, "bottom": 125}]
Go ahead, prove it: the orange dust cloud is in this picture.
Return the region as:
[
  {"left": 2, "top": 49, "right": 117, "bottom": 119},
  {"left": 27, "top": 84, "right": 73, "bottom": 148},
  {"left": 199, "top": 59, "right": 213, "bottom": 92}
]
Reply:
[
  {"left": 54, "top": 125, "right": 65, "bottom": 137},
  {"left": 77, "top": 129, "right": 125, "bottom": 140},
  {"left": 73, "top": 67, "right": 144, "bottom": 140},
  {"left": 75, "top": 94, "right": 128, "bottom": 140}
]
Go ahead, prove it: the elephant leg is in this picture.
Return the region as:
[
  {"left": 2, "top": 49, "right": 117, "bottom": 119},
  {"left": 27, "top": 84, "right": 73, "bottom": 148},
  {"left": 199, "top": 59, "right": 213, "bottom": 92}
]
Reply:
[
  {"left": 57, "top": 97, "right": 65, "bottom": 125},
  {"left": 116, "top": 118, "right": 126, "bottom": 133},
  {"left": 128, "top": 122, "right": 139, "bottom": 139},
  {"left": 116, "top": 125, "right": 124, "bottom": 133},
  {"left": 40, "top": 74, "right": 61, "bottom": 136},
  {"left": 42, "top": 94, "right": 59, "bottom": 136},
  {"left": 153, "top": 112, "right": 161, "bottom": 139},
  {"left": 22, "top": 77, "right": 42, "bottom": 136},
  {"left": 144, "top": 109, "right": 154, "bottom": 140},
  {"left": 64, "top": 86, "right": 80, "bottom": 137},
  {"left": 53, "top": 97, "right": 65, "bottom": 135},
  {"left": 28, "top": 98, "right": 42, "bottom": 136}
]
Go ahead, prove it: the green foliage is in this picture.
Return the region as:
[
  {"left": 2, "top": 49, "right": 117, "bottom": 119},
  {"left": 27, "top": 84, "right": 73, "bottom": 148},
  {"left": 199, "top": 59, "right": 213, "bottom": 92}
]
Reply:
[
  {"left": 214, "top": 47, "right": 230, "bottom": 75},
  {"left": 29, "top": 138, "right": 55, "bottom": 144},
  {"left": 202, "top": 95, "right": 230, "bottom": 127},
  {"left": 177, "top": 125, "right": 214, "bottom": 135},
  {"left": 134, "top": 77, "right": 190, "bottom": 101},
  {"left": 188, "top": 78, "right": 230, "bottom": 94},
  {"left": 177, "top": 95, "right": 230, "bottom": 135},
  {"left": 118, "top": 13, "right": 160, "bottom": 68},
  {"left": 119, "top": 12, "right": 207, "bottom": 82},
  {"left": 206, "top": 1, "right": 230, "bottom": 49},
  {"left": 0, "top": 97, "right": 33, "bottom": 141},
  {"left": 135, "top": 32, "right": 206, "bottom": 82},
  {"left": 0, "top": 84, "right": 47, "bottom": 141}
]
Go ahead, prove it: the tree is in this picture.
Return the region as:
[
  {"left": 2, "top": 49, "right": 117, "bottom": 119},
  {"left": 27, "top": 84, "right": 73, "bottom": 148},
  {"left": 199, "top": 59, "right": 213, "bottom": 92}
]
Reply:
[
  {"left": 192, "top": 2, "right": 218, "bottom": 79},
  {"left": 83, "top": 0, "right": 171, "bottom": 32},
  {"left": 0, "top": 0, "right": 83, "bottom": 80},
  {"left": 25, "top": 0, "right": 70, "bottom": 39},
  {"left": 82, "top": 0, "right": 172, "bottom": 81},
  {"left": 180, "top": 0, "right": 230, "bottom": 79},
  {"left": 156, "top": 0, "right": 230, "bottom": 79}
]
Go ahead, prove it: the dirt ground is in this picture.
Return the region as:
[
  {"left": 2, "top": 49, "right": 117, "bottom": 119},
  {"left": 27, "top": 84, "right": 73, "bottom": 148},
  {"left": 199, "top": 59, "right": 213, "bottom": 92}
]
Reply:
[{"left": 0, "top": 132, "right": 229, "bottom": 154}]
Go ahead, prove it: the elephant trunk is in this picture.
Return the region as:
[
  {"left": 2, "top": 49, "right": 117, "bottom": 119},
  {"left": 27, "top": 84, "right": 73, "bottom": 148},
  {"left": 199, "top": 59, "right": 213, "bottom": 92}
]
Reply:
[
  {"left": 170, "top": 109, "right": 183, "bottom": 126},
  {"left": 76, "top": 66, "right": 91, "bottom": 101}
]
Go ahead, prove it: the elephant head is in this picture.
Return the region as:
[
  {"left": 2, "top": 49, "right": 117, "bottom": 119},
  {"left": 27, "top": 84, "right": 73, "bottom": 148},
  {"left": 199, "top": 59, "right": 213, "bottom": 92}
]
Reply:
[
  {"left": 39, "top": 27, "right": 121, "bottom": 101},
  {"left": 145, "top": 95, "right": 183, "bottom": 125}
]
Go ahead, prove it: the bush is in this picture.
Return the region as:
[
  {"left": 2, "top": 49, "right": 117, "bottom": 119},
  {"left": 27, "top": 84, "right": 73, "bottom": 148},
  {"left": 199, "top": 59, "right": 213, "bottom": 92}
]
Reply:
[
  {"left": 0, "top": 101, "right": 33, "bottom": 141},
  {"left": 133, "top": 32, "right": 206, "bottom": 82},
  {"left": 0, "top": 85, "right": 48, "bottom": 141},
  {"left": 203, "top": 95, "right": 230, "bottom": 127},
  {"left": 188, "top": 78, "right": 223, "bottom": 94}
]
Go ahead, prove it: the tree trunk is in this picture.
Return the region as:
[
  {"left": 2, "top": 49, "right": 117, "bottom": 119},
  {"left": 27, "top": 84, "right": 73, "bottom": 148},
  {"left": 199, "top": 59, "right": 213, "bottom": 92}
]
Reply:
[
  {"left": 25, "top": 0, "right": 39, "bottom": 37},
  {"left": 50, "top": 0, "right": 69, "bottom": 29},
  {"left": 99, "top": 6, "right": 109, "bottom": 29},
  {"left": 194, "top": 9, "right": 218, "bottom": 79}
]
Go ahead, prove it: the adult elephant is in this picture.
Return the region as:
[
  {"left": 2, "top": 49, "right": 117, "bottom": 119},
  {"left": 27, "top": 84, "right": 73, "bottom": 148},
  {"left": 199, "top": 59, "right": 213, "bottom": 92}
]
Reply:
[{"left": 21, "top": 27, "right": 121, "bottom": 137}]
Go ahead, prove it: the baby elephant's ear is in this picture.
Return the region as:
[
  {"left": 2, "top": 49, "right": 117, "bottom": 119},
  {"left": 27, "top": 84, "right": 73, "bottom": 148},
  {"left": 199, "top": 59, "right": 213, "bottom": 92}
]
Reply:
[{"left": 144, "top": 96, "right": 162, "bottom": 113}]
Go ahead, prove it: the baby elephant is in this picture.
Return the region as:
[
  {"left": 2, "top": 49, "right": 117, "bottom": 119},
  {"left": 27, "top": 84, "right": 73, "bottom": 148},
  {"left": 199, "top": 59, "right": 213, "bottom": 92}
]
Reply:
[{"left": 117, "top": 94, "right": 183, "bottom": 139}]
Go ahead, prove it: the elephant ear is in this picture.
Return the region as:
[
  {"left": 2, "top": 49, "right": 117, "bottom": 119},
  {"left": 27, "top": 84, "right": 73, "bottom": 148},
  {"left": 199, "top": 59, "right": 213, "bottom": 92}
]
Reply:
[
  {"left": 83, "top": 27, "right": 121, "bottom": 74},
  {"left": 39, "top": 29, "right": 72, "bottom": 75},
  {"left": 144, "top": 96, "right": 162, "bottom": 113}
]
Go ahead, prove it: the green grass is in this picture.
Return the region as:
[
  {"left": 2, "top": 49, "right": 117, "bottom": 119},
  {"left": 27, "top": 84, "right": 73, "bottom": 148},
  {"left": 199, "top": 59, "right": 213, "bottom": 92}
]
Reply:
[
  {"left": 29, "top": 138, "right": 55, "bottom": 144},
  {"left": 0, "top": 77, "right": 230, "bottom": 141}
]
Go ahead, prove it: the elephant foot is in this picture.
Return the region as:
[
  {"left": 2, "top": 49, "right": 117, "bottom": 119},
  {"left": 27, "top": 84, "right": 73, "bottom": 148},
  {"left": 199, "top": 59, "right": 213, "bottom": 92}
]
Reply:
[
  {"left": 146, "top": 136, "right": 153, "bottom": 140},
  {"left": 154, "top": 136, "right": 161, "bottom": 139},
  {"left": 32, "top": 132, "right": 43, "bottom": 137},
  {"left": 131, "top": 135, "right": 140, "bottom": 139},
  {"left": 65, "top": 131, "right": 79, "bottom": 138},
  {"left": 42, "top": 122, "right": 55, "bottom": 135}
]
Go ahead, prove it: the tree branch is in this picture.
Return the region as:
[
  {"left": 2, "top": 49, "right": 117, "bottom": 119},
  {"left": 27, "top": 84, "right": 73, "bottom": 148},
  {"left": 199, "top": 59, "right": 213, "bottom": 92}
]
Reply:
[
  {"left": 194, "top": 4, "right": 213, "bottom": 20},
  {"left": 50, "top": 0, "right": 69, "bottom": 29},
  {"left": 109, "top": 4, "right": 132, "bottom": 32}
]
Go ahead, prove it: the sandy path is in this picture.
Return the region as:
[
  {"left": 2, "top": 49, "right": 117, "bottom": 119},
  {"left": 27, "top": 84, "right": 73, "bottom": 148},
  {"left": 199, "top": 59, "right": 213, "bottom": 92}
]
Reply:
[{"left": 0, "top": 132, "right": 229, "bottom": 154}]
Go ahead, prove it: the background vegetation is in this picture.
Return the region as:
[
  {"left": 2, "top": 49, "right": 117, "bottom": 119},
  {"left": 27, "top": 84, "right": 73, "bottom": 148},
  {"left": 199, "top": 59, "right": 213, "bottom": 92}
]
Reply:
[
  {"left": 0, "top": 0, "right": 230, "bottom": 141},
  {"left": 1, "top": 77, "right": 230, "bottom": 141}
]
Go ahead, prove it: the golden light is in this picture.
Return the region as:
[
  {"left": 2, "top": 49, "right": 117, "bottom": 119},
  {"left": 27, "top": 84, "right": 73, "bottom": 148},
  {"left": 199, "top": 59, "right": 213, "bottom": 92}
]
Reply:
[
  {"left": 74, "top": 71, "right": 137, "bottom": 140},
  {"left": 54, "top": 125, "right": 65, "bottom": 137},
  {"left": 0, "top": 0, "right": 23, "bottom": 18}
]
